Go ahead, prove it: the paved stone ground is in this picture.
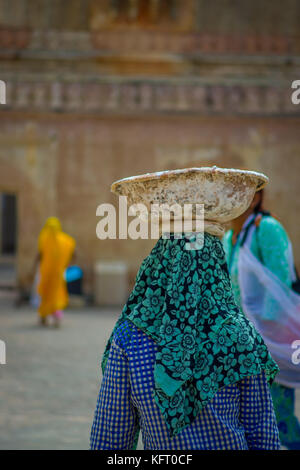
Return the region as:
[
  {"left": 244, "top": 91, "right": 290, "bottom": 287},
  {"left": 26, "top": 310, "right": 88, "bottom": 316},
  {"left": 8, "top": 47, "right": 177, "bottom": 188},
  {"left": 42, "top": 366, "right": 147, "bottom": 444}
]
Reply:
[
  {"left": 0, "top": 296, "right": 119, "bottom": 450},
  {"left": 1, "top": 295, "right": 300, "bottom": 450}
]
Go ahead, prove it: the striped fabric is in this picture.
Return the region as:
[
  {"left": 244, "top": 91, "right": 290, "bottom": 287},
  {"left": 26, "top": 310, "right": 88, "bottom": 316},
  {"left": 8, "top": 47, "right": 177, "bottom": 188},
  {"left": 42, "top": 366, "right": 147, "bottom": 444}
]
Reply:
[{"left": 90, "top": 320, "right": 281, "bottom": 450}]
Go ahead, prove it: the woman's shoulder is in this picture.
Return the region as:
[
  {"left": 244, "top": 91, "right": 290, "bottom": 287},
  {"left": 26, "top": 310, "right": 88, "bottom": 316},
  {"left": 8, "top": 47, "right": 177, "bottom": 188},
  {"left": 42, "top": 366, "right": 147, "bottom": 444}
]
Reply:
[
  {"left": 256, "top": 215, "right": 291, "bottom": 256},
  {"left": 258, "top": 215, "right": 289, "bottom": 240},
  {"left": 113, "top": 319, "right": 135, "bottom": 351},
  {"left": 60, "top": 231, "right": 76, "bottom": 246},
  {"left": 113, "top": 319, "right": 157, "bottom": 358}
]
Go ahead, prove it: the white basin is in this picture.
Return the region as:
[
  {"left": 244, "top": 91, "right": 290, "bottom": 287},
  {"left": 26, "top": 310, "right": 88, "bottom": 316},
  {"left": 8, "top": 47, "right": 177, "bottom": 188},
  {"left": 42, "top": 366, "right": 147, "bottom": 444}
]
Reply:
[{"left": 111, "top": 166, "right": 268, "bottom": 224}]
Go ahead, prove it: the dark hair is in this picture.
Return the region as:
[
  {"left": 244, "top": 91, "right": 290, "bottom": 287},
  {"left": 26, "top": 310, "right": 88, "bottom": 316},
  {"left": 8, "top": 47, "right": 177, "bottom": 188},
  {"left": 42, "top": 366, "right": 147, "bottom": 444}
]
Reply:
[
  {"left": 253, "top": 189, "right": 264, "bottom": 213},
  {"left": 253, "top": 189, "right": 270, "bottom": 217}
]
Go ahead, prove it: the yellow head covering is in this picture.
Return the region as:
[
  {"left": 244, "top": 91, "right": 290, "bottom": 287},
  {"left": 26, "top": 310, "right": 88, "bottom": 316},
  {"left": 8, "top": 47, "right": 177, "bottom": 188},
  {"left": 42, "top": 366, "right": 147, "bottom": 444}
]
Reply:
[
  {"left": 44, "top": 217, "right": 62, "bottom": 232},
  {"left": 38, "top": 217, "right": 62, "bottom": 252}
]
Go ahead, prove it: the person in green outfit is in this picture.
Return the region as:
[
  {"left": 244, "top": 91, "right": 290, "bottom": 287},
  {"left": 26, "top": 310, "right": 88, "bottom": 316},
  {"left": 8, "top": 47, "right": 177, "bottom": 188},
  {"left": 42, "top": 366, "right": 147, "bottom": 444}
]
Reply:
[{"left": 223, "top": 189, "right": 300, "bottom": 450}]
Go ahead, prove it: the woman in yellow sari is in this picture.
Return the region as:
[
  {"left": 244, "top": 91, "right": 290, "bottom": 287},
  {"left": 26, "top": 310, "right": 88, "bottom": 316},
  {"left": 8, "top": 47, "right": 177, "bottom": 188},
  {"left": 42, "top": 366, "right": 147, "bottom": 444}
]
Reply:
[{"left": 37, "top": 217, "right": 76, "bottom": 326}]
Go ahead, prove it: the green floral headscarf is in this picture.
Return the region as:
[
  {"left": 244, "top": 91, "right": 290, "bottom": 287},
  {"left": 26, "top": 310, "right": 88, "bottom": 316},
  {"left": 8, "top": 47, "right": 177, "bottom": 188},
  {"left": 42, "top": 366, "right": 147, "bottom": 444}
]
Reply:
[{"left": 102, "top": 233, "right": 279, "bottom": 437}]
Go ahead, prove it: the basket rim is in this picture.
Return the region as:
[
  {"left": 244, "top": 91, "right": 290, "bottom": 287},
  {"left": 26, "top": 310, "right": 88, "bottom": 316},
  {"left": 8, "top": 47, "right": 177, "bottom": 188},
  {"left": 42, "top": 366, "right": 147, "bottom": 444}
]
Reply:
[{"left": 111, "top": 166, "right": 269, "bottom": 194}]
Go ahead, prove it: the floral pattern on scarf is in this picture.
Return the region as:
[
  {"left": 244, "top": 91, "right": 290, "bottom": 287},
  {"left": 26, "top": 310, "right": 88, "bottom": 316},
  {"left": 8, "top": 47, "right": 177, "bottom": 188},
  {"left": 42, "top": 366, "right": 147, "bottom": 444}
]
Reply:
[{"left": 102, "top": 233, "right": 279, "bottom": 437}]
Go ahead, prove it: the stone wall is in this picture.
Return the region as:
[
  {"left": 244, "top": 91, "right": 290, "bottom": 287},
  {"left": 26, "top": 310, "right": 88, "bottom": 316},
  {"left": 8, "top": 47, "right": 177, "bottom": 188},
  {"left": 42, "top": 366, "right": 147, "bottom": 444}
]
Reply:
[
  {"left": 1, "top": 112, "right": 299, "bottom": 290},
  {"left": 0, "top": 0, "right": 299, "bottom": 292}
]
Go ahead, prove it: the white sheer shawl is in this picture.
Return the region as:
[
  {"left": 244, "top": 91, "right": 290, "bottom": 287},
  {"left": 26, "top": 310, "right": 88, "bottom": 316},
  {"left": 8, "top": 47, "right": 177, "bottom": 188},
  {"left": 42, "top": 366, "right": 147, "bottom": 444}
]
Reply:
[{"left": 238, "top": 224, "right": 300, "bottom": 388}]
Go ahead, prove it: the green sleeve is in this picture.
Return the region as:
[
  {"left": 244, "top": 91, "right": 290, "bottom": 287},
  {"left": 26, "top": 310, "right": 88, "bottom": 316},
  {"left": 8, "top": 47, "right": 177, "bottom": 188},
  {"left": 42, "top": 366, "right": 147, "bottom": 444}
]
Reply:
[
  {"left": 223, "top": 229, "right": 233, "bottom": 266},
  {"left": 257, "top": 217, "right": 292, "bottom": 287}
]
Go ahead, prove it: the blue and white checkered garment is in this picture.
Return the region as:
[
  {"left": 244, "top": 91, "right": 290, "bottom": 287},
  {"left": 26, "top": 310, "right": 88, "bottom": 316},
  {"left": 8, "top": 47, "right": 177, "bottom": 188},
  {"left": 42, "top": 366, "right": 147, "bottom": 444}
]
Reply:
[{"left": 90, "top": 320, "right": 281, "bottom": 450}]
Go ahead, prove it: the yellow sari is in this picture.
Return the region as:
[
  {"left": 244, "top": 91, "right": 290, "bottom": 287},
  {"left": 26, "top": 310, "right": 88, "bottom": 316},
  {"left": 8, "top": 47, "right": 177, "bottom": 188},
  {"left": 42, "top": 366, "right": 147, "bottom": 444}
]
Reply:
[{"left": 38, "top": 218, "right": 76, "bottom": 318}]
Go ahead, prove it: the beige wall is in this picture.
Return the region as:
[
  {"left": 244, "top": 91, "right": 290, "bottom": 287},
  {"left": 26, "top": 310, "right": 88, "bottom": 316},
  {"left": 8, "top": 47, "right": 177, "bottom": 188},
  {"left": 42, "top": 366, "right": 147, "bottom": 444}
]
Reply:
[
  {"left": 0, "top": 0, "right": 300, "bottom": 292},
  {"left": 1, "top": 112, "right": 299, "bottom": 290}
]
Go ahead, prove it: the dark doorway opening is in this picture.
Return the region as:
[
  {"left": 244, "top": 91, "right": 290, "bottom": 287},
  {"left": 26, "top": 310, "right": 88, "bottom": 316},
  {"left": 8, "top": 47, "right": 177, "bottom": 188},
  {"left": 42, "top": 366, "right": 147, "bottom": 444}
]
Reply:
[
  {"left": 1, "top": 193, "right": 17, "bottom": 256},
  {"left": 0, "top": 193, "right": 17, "bottom": 291}
]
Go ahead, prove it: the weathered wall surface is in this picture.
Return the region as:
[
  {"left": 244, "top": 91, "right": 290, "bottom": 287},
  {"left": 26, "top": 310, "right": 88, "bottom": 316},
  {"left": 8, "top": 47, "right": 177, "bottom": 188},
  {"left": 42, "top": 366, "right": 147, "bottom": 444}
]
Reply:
[
  {"left": 0, "top": 0, "right": 299, "bottom": 292},
  {"left": 1, "top": 113, "right": 299, "bottom": 289}
]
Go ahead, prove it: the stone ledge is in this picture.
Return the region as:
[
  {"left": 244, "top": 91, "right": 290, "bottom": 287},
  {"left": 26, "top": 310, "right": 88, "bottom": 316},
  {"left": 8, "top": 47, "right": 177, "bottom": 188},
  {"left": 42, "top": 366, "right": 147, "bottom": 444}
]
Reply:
[
  {"left": 91, "top": 31, "right": 300, "bottom": 55},
  {"left": 0, "top": 79, "right": 299, "bottom": 116},
  {"left": 1, "top": 29, "right": 300, "bottom": 57}
]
